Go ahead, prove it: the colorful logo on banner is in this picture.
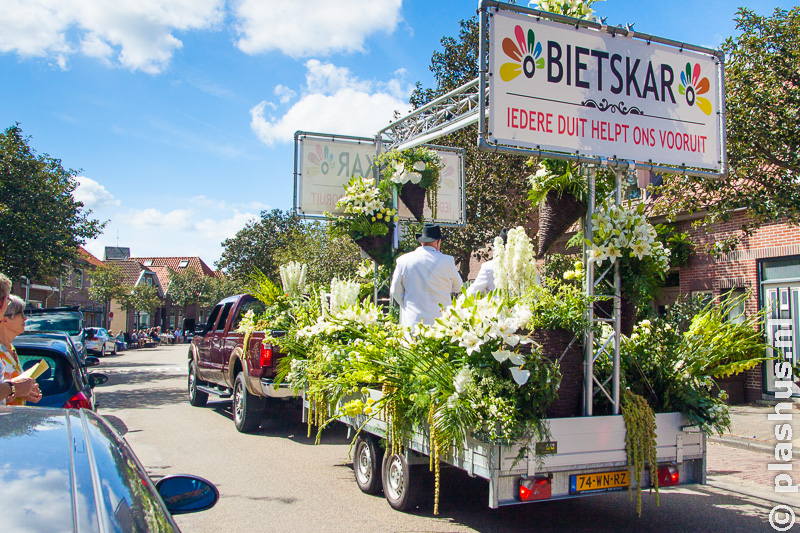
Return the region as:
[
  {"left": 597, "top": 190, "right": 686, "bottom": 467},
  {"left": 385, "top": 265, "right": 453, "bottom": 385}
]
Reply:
[
  {"left": 679, "top": 62, "right": 712, "bottom": 115},
  {"left": 307, "top": 144, "right": 334, "bottom": 176},
  {"left": 500, "top": 25, "right": 544, "bottom": 81}
]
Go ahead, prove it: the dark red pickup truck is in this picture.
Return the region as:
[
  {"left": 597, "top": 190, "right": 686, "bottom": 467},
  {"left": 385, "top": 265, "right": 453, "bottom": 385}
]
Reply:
[{"left": 188, "top": 294, "right": 294, "bottom": 432}]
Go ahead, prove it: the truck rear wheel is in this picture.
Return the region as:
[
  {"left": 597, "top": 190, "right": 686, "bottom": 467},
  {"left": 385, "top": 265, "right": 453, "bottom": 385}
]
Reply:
[
  {"left": 354, "top": 435, "right": 383, "bottom": 495},
  {"left": 382, "top": 452, "right": 422, "bottom": 511},
  {"left": 188, "top": 359, "right": 208, "bottom": 407},
  {"left": 233, "top": 372, "right": 265, "bottom": 433}
]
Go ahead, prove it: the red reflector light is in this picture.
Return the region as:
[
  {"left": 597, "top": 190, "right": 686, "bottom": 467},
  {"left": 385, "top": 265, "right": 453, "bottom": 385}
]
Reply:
[
  {"left": 260, "top": 345, "right": 273, "bottom": 367},
  {"left": 656, "top": 464, "right": 680, "bottom": 487},
  {"left": 64, "top": 391, "right": 92, "bottom": 410},
  {"left": 519, "top": 476, "right": 551, "bottom": 501}
]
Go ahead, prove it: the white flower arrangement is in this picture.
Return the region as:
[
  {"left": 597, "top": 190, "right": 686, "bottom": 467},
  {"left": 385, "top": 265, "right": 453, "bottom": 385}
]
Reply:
[
  {"left": 328, "top": 278, "right": 361, "bottom": 313},
  {"left": 418, "top": 293, "right": 534, "bottom": 385},
  {"left": 333, "top": 175, "right": 398, "bottom": 221},
  {"left": 279, "top": 261, "right": 307, "bottom": 296},
  {"left": 588, "top": 202, "right": 670, "bottom": 273},
  {"left": 389, "top": 160, "right": 428, "bottom": 185},
  {"left": 297, "top": 300, "right": 382, "bottom": 339},
  {"left": 493, "top": 227, "right": 540, "bottom": 298}
]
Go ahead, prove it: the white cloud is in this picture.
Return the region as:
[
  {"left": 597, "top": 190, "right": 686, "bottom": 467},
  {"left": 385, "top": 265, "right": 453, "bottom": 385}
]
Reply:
[
  {"left": 274, "top": 84, "right": 296, "bottom": 104},
  {"left": 86, "top": 203, "right": 260, "bottom": 264},
  {"left": 0, "top": 0, "right": 224, "bottom": 73},
  {"left": 119, "top": 208, "right": 193, "bottom": 230},
  {"left": 73, "top": 176, "right": 120, "bottom": 209},
  {"left": 250, "top": 60, "right": 412, "bottom": 145},
  {"left": 233, "top": 0, "right": 403, "bottom": 57}
]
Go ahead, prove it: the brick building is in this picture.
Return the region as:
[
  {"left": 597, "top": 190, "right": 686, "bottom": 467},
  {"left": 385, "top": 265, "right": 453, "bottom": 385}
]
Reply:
[{"left": 11, "top": 246, "right": 106, "bottom": 326}]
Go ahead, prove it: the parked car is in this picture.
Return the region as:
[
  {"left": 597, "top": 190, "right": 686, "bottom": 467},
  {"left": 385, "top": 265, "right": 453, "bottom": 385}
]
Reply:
[
  {"left": 85, "top": 326, "right": 117, "bottom": 356},
  {"left": 25, "top": 306, "right": 87, "bottom": 361},
  {"left": 1, "top": 406, "right": 219, "bottom": 531},
  {"left": 13, "top": 332, "right": 108, "bottom": 410}
]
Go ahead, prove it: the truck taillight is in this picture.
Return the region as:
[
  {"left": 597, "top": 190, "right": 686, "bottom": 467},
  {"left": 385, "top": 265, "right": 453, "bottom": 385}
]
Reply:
[
  {"left": 260, "top": 345, "right": 273, "bottom": 367},
  {"left": 656, "top": 464, "right": 680, "bottom": 487},
  {"left": 519, "top": 476, "right": 551, "bottom": 501}
]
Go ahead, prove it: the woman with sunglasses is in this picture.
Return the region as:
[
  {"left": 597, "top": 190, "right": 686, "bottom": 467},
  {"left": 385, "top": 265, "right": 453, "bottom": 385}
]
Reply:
[{"left": 0, "top": 295, "right": 42, "bottom": 405}]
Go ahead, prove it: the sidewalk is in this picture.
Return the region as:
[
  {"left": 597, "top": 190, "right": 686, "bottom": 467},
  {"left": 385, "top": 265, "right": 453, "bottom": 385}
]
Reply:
[
  {"left": 704, "top": 403, "right": 799, "bottom": 508},
  {"left": 710, "top": 403, "right": 800, "bottom": 454}
]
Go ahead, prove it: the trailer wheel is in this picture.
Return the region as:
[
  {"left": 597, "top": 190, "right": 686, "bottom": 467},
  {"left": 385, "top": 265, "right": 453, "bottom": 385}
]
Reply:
[
  {"left": 382, "top": 452, "right": 422, "bottom": 511},
  {"left": 188, "top": 359, "right": 207, "bottom": 407},
  {"left": 233, "top": 372, "right": 265, "bottom": 433},
  {"left": 354, "top": 435, "right": 383, "bottom": 495}
]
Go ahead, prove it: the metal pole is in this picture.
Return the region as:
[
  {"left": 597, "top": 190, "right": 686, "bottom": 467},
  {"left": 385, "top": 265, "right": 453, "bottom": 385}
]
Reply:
[
  {"left": 583, "top": 166, "right": 595, "bottom": 417},
  {"left": 612, "top": 168, "right": 623, "bottom": 415}
]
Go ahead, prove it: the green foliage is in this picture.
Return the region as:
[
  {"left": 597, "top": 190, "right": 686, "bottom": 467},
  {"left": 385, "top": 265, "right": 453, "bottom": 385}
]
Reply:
[
  {"left": 200, "top": 275, "right": 245, "bottom": 308},
  {"left": 275, "top": 223, "right": 361, "bottom": 286},
  {"left": 654, "top": 7, "right": 800, "bottom": 250},
  {"left": 129, "top": 283, "right": 161, "bottom": 316},
  {"left": 217, "top": 209, "right": 304, "bottom": 282},
  {"left": 248, "top": 268, "right": 282, "bottom": 306},
  {"left": 655, "top": 224, "right": 694, "bottom": 268},
  {"left": 88, "top": 263, "right": 128, "bottom": 306},
  {"left": 166, "top": 267, "right": 205, "bottom": 310},
  {"left": 523, "top": 283, "right": 591, "bottom": 336},
  {"left": 0, "top": 124, "right": 104, "bottom": 281},
  {"left": 680, "top": 293, "right": 769, "bottom": 379},
  {"left": 621, "top": 390, "right": 659, "bottom": 517}
]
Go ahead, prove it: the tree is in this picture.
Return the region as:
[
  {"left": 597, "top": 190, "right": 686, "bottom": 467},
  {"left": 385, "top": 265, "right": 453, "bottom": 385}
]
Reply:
[
  {"left": 166, "top": 267, "right": 205, "bottom": 322},
  {"left": 410, "top": 18, "right": 534, "bottom": 278},
  {"left": 88, "top": 264, "right": 128, "bottom": 325},
  {"left": 275, "top": 222, "right": 361, "bottom": 286},
  {"left": 129, "top": 283, "right": 161, "bottom": 328},
  {"left": 0, "top": 124, "right": 104, "bottom": 280},
  {"left": 655, "top": 7, "right": 800, "bottom": 251},
  {"left": 217, "top": 209, "right": 304, "bottom": 282},
  {"left": 200, "top": 275, "right": 246, "bottom": 308}
]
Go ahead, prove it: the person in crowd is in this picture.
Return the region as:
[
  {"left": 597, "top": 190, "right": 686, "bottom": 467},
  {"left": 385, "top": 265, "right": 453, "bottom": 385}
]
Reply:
[
  {"left": 0, "top": 272, "right": 11, "bottom": 317},
  {"left": 115, "top": 330, "right": 126, "bottom": 351},
  {"left": 390, "top": 224, "right": 463, "bottom": 327},
  {"left": 466, "top": 229, "right": 508, "bottom": 296},
  {"left": 174, "top": 328, "right": 182, "bottom": 344},
  {"left": 0, "top": 295, "right": 42, "bottom": 406}
]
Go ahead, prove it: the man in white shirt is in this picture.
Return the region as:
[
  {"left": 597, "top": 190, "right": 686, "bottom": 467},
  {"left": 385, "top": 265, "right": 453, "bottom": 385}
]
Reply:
[{"left": 390, "top": 224, "right": 463, "bottom": 327}]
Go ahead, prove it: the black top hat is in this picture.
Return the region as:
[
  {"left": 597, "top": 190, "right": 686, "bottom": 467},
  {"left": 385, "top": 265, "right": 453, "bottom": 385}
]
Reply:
[{"left": 416, "top": 224, "right": 443, "bottom": 243}]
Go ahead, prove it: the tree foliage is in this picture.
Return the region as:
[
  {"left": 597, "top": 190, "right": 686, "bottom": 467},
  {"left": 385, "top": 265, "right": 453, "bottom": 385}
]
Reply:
[
  {"left": 216, "top": 209, "right": 305, "bottom": 282},
  {"left": 129, "top": 283, "right": 161, "bottom": 317},
  {"left": 200, "top": 275, "right": 246, "bottom": 308},
  {"left": 0, "top": 124, "right": 104, "bottom": 280},
  {"left": 275, "top": 222, "right": 361, "bottom": 286},
  {"left": 655, "top": 7, "right": 800, "bottom": 250},
  {"left": 88, "top": 263, "right": 128, "bottom": 316},
  {"left": 410, "top": 18, "right": 534, "bottom": 278},
  {"left": 166, "top": 267, "right": 205, "bottom": 313}
]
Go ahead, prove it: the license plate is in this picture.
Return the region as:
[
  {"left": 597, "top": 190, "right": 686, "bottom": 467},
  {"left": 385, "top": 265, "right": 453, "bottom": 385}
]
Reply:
[{"left": 569, "top": 470, "right": 629, "bottom": 493}]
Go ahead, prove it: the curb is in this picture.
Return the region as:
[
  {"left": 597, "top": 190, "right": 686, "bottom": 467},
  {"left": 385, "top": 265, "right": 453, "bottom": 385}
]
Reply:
[{"left": 709, "top": 435, "right": 774, "bottom": 455}]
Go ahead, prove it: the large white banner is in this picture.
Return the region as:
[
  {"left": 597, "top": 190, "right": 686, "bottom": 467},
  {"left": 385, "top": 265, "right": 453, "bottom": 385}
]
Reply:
[
  {"left": 295, "top": 135, "right": 377, "bottom": 217},
  {"left": 489, "top": 10, "right": 723, "bottom": 170},
  {"left": 295, "top": 133, "right": 465, "bottom": 224}
]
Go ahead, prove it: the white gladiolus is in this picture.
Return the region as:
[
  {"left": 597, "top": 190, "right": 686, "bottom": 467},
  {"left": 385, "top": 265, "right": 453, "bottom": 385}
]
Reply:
[
  {"left": 329, "top": 278, "right": 361, "bottom": 312},
  {"left": 494, "top": 226, "right": 540, "bottom": 297},
  {"left": 280, "top": 261, "right": 307, "bottom": 296}
]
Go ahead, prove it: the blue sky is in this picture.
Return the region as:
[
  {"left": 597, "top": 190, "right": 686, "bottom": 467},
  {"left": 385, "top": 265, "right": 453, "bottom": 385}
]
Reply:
[{"left": 0, "top": 0, "right": 792, "bottom": 267}]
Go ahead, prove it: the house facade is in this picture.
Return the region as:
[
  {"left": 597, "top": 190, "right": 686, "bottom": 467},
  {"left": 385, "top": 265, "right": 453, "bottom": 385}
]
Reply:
[{"left": 11, "top": 246, "right": 106, "bottom": 327}]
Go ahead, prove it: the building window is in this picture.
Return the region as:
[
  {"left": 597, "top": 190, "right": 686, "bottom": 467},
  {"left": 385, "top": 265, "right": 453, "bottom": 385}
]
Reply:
[
  {"left": 178, "top": 260, "right": 189, "bottom": 268},
  {"left": 691, "top": 290, "right": 714, "bottom": 307},
  {"left": 143, "top": 259, "right": 153, "bottom": 266},
  {"left": 73, "top": 269, "right": 83, "bottom": 289},
  {"left": 722, "top": 288, "right": 747, "bottom": 324}
]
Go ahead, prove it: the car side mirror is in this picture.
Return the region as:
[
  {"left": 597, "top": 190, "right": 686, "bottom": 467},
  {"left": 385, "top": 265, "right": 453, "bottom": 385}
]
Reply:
[
  {"left": 156, "top": 475, "right": 219, "bottom": 515},
  {"left": 87, "top": 373, "right": 108, "bottom": 388},
  {"left": 84, "top": 356, "right": 100, "bottom": 367}
]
